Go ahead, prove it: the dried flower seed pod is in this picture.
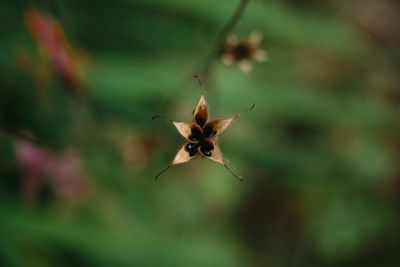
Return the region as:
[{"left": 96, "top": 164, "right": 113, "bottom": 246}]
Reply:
[
  {"left": 152, "top": 76, "right": 255, "bottom": 181},
  {"left": 220, "top": 31, "right": 268, "bottom": 73}
]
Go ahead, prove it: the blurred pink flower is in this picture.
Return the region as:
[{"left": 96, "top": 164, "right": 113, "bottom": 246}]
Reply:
[
  {"left": 15, "top": 141, "right": 89, "bottom": 204},
  {"left": 47, "top": 150, "right": 88, "bottom": 201},
  {"left": 24, "top": 8, "right": 81, "bottom": 86},
  {"left": 16, "top": 140, "right": 51, "bottom": 175}
]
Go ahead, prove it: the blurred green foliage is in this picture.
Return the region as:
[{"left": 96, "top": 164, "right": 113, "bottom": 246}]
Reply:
[{"left": 1, "top": 0, "right": 400, "bottom": 266}]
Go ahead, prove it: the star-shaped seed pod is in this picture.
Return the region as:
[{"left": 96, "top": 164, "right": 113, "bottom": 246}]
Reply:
[
  {"left": 220, "top": 31, "right": 268, "bottom": 73},
  {"left": 153, "top": 76, "right": 255, "bottom": 181}
]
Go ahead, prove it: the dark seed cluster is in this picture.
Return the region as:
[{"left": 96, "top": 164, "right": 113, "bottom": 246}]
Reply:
[
  {"left": 203, "top": 125, "right": 217, "bottom": 138},
  {"left": 233, "top": 42, "right": 253, "bottom": 61},
  {"left": 185, "top": 143, "right": 199, "bottom": 157},
  {"left": 185, "top": 125, "right": 216, "bottom": 157}
]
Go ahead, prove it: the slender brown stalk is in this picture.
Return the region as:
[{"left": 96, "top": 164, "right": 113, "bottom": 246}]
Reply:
[{"left": 200, "top": 0, "right": 251, "bottom": 81}]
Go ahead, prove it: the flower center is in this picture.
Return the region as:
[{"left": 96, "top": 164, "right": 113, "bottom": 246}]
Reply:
[
  {"left": 188, "top": 127, "right": 202, "bottom": 142},
  {"left": 233, "top": 42, "right": 253, "bottom": 60},
  {"left": 187, "top": 126, "right": 215, "bottom": 157}
]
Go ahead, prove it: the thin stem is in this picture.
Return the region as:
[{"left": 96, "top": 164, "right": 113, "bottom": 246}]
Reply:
[
  {"left": 151, "top": 115, "right": 173, "bottom": 123},
  {"left": 233, "top": 103, "right": 255, "bottom": 120},
  {"left": 155, "top": 164, "right": 172, "bottom": 181},
  {"left": 200, "top": 0, "right": 251, "bottom": 81},
  {"left": 193, "top": 75, "right": 204, "bottom": 95},
  {"left": 224, "top": 163, "right": 243, "bottom": 181}
]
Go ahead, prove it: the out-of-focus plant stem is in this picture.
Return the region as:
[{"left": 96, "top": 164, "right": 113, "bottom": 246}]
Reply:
[{"left": 200, "top": 0, "right": 251, "bottom": 81}]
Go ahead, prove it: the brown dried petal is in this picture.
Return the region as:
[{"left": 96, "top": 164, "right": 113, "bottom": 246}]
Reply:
[
  {"left": 204, "top": 118, "right": 234, "bottom": 138},
  {"left": 172, "top": 143, "right": 196, "bottom": 165},
  {"left": 172, "top": 122, "right": 194, "bottom": 141},
  {"left": 221, "top": 54, "right": 234, "bottom": 66},
  {"left": 253, "top": 49, "right": 268, "bottom": 62},
  {"left": 249, "top": 31, "right": 263, "bottom": 46},
  {"left": 226, "top": 34, "right": 239, "bottom": 46},
  {"left": 193, "top": 95, "right": 209, "bottom": 127},
  {"left": 201, "top": 141, "right": 224, "bottom": 165},
  {"left": 239, "top": 60, "right": 253, "bottom": 73}
]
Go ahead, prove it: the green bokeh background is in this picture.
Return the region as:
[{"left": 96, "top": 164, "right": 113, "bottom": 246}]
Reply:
[{"left": 1, "top": 0, "right": 400, "bottom": 266}]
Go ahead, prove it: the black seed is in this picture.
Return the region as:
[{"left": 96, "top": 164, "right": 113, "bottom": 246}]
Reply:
[
  {"left": 202, "top": 142, "right": 214, "bottom": 151},
  {"left": 203, "top": 125, "right": 217, "bottom": 138},
  {"left": 203, "top": 151, "right": 212, "bottom": 157},
  {"left": 189, "top": 127, "right": 202, "bottom": 141},
  {"left": 185, "top": 143, "right": 198, "bottom": 157},
  {"left": 200, "top": 142, "right": 214, "bottom": 157},
  {"left": 195, "top": 116, "right": 206, "bottom": 127}
]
